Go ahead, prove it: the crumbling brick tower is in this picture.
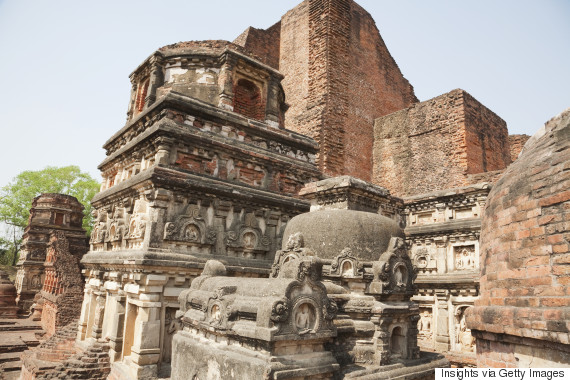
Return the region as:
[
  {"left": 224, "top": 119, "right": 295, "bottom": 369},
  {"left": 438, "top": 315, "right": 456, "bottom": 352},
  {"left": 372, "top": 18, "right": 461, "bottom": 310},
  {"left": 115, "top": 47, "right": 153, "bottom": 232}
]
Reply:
[
  {"left": 234, "top": 0, "right": 417, "bottom": 180},
  {"left": 15, "top": 194, "right": 88, "bottom": 312},
  {"left": 40, "top": 231, "right": 85, "bottom": 337}
]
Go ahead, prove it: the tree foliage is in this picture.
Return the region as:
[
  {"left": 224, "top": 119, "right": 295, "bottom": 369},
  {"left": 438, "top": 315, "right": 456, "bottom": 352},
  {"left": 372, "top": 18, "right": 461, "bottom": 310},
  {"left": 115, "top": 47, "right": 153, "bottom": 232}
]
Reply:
[{"left": 0, "top": 166, "right": 100, "bottom": 245}]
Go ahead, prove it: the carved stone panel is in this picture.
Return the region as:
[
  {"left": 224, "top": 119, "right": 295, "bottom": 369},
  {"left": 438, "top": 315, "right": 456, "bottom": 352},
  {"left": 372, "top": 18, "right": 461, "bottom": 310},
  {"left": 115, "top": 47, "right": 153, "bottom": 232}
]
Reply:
[
  {"left": 417, "top": 307, "right": 433, "bottom": 348},
  {"left": 454, "top": 306, "right": 475, "bottom": 352},
  {"left": 163, "top": 204, "right": 216, "bottom": 250},
  {"left": 454, "top": 245, "right": 476, "bottom": 271}
]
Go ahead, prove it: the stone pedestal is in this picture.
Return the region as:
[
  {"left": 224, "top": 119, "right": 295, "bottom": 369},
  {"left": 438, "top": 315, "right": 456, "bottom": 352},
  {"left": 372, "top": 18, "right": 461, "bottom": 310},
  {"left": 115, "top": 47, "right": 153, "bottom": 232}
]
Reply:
[{"left": 172, "top": 258, "right": 339, "bottom": 380}]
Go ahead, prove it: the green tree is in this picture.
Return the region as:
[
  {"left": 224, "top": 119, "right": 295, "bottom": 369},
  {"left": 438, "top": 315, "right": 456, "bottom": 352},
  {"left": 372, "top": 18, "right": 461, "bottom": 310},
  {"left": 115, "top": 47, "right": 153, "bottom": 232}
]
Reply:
[{"left": 0, "top": 166, "right": 100, "bottom": 265}]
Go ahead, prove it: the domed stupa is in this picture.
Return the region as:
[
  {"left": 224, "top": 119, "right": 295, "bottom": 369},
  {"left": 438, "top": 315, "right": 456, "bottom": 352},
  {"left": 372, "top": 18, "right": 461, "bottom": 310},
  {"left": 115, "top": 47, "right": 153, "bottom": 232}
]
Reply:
[{"left": 271, "top": 176, "right": 447, "bottom": 372}]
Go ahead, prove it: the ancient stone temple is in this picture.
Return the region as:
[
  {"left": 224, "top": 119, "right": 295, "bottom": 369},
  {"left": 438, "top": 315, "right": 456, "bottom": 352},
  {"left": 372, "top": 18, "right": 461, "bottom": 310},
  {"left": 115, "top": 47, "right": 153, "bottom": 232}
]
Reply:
[
  {"left": 78, "top": 41, "right": 321, "bottom": 379},
  {"left": 403, "top": 184, "right": 487, "bottom": 365},
  {"left": 15, "top": 194, "right": 88, "bottom": 312},
  {"left": 467, "top": 108, "right": 570, "bottom": 367},
  {"left": 57, "top": 0, "right": 543, "bottom": 377}
]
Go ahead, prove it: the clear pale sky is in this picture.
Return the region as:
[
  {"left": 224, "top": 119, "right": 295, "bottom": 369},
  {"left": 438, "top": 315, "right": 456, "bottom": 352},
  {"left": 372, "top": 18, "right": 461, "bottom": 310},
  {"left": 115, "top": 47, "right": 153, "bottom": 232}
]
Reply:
[{"left": 0, "top": 0, "right": 568, "bottom": 187}]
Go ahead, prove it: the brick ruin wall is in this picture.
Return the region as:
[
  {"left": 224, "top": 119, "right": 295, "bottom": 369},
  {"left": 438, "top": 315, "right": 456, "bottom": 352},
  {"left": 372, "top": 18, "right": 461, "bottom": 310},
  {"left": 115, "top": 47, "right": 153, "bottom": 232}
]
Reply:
[
  {"left": 373, "top": 89, "right": 510, "bottom": 197},
  {"left": 279, "top": 0, "right": 312, "bottom": 159},
  {"left": 463, "top": 92, "right": 511, "bottom": 174},
  {"left": 233, "top": 22, "right": 281, "bottom": 69},
  {"left": 343, "top": 2, "right": 417, "bottom": 180},
  {"left": 509, "top": 134, "right": 531, "bottom": 162},
  {"left": 277, "top": 0, "right": 416, "bottom": 181}
]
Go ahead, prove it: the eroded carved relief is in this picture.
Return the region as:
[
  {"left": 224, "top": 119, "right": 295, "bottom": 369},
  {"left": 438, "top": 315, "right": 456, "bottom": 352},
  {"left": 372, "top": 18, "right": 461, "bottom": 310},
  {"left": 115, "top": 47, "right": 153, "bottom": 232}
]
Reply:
[
  {"left": 271, "top": 233, "right": 315, "bottom": 278},
  {"left": 454, "top": 245, "right": 476, "bottom": 271},
  {"left": 294, "top": 302, "right": 317, "bottom": 334},
  {"left": 417, "top": 309, "right": 432, "bottom": 340},
  {"left": 179, "top": 257, "right": 337, "bottom": 339},
  {"left": 125, "top": 199, "right": 148, "bottom": 249},
  {"left": 369, "top": 237, "right": 415, "bottom": 295},
  {"left": 226, "top": 212, "right": 271, "bottom": 257},
  {"left": 412, "top": 247, "right": 436, "bottom": 274},
  {"left": 455, "top": 306, "right": 475, "bottom": 352},
  {"left": 329, "top": 248, "right": 364, "bottom": 279},
  {"left": 31, "top": 275, "right": 41, "bottom": 289},
  {"left": 163, "top": 204, "right": 216, "bottom": 248}
]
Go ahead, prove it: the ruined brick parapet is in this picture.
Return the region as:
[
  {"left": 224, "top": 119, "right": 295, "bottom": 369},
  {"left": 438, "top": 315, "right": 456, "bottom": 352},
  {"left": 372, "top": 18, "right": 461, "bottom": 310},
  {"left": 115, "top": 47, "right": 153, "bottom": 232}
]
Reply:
[
  {"left": 373, "top": 89, "right": 510, "bottom": 197},
  {"left": 233, "top": 23, "right": 281, "bottom": 69},
  {"left": 508, "top": 133, "right": 531, "bottom": 162},
  {"left": 466, "top": 108, "right": 570, "bottom": 367}
]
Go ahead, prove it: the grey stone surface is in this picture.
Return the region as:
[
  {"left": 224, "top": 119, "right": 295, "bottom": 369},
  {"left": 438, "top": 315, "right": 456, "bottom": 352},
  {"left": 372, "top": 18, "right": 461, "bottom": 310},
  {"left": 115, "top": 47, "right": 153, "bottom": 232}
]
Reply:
[
  {"left": 172, "top": 258, "right": 339, "bottom": 379},
  {"left": 282, "top": 210, "right": 404, "bottom": 262}
]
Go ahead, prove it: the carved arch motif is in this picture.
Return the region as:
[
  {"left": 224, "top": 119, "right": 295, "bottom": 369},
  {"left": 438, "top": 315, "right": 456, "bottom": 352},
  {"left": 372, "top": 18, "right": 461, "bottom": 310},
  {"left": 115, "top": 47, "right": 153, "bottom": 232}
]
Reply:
[{"left": 163, "top": 204, "right": 216, "bottom": 246}]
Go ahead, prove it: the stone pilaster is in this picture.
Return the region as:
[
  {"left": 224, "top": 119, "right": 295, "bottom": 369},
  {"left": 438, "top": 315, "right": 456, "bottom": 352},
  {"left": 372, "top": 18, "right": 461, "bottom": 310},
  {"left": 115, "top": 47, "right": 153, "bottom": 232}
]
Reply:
[
  {"left": 91, "top": 291, "right": 107, "bottom": 339},
  {"left": 145, "top": 57, "right": 164, "bottom": 108},
  {"left": 434, "top": 289, "right": 450, "bottom": 352},
  {"left": 218, "top": 54, "right": 236, "bottom": 111}
]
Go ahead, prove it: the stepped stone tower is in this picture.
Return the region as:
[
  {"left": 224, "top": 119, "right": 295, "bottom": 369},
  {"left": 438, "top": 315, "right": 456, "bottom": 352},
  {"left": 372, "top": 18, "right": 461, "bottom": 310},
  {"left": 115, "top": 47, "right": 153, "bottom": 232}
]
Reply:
[{"left": 77, "top": 41, "right": 321, "bottom": 378}]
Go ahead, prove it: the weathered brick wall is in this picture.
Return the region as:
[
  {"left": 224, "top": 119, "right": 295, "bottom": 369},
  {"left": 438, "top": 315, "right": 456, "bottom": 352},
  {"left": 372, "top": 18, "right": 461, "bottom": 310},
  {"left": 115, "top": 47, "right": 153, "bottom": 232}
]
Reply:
[
  {"left": 475, "top": 338, "right": 516, "bottom": 368},
  {"left": 344, "top": 2, "right": 417, "bottom": 180},
  {"left": 233, "top": 22, "right": 281, "bottom": 69},
  {"left": 509, "top": 134, "right": 531, "bottom": 162},
  {"left": 232, "top": 78, "right": 266, "bottom": 120},
  {"left": 466, "top": 108, "right": 570, "bottom": 367},
  {"left": 279, "top": 0, "right": 417, "bottom": 180},
  {"left": 41, "top": 300, "right": 58, "bottom": 337},
  {"left": 373, "top": 89, "right": 510, "bottom": 197},
  {"left": 463, "top": 92, "right": 511, "bottom": 174},
  {"left": 279, "top": 0, "right": 313, "bottom": 162}
]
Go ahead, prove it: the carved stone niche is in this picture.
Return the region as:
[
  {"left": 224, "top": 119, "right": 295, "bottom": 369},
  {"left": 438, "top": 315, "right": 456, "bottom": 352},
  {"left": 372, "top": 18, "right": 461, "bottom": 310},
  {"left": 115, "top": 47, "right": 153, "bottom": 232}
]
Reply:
[
  {"left": 163, "top": 204, "right": 216, "bottom": 250},
  {"left": 417, "top": 307, "right": 433, "bottom": 342},
  {"left": 171, "top": 257, "right": 339, "bottom": 380},
  {"left": 328, "top": 248, "right": 364, "bottom": 280},
  {"left": 454, "top": 305, "right": 475, "bottom": 353},
  {"left": 368, "top": 237, "right": 416, "bottom": 298},
  {"left": 270, "top": 232, "right": 315, "bottom": 278},
  {"left": 104, "top": 204, "right": 129, "bottom": 251},
  {"left": 89, "top": 208, "right": 108, "bottom": 249},
  {"left": 389, "top": 325, "right": 408, "bottom": 359},
  {"left": 412, "top": 248, "right": 436, "bottom": 274},
  {"left": 124, "top": 198, "right": 149, "bottom": 249},
  {"left": 225, "top": 212, "right": 271, "bottom": 258},
  {"left": 453, "top": 245, "right": 476, "bottom": 271}
]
